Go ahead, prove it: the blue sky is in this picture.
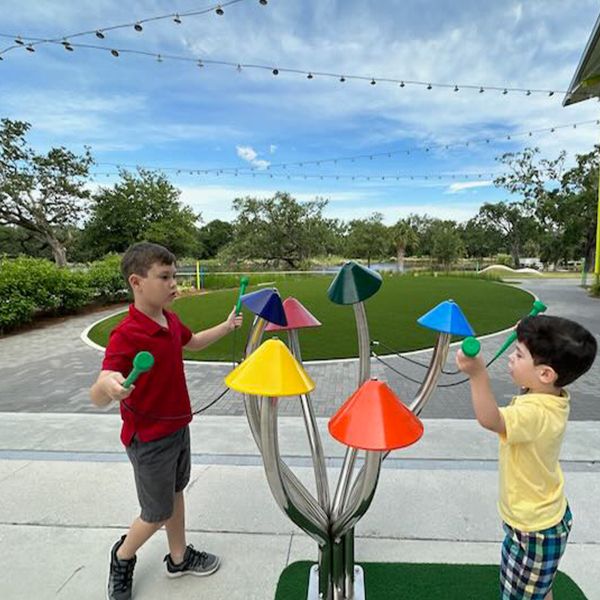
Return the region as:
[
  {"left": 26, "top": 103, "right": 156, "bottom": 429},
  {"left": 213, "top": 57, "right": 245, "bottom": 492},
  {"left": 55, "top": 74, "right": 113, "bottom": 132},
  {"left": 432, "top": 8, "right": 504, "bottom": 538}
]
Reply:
[{"left": 1, "top": 0, "right": 599, "bottom": 225}]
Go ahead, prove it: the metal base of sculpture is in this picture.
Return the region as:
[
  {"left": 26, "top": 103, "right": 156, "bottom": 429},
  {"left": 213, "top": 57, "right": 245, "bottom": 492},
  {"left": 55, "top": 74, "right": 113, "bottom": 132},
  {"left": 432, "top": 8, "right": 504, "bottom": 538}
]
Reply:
[{"left": 308, "top": 565, "right": 365, "bottom": 600}]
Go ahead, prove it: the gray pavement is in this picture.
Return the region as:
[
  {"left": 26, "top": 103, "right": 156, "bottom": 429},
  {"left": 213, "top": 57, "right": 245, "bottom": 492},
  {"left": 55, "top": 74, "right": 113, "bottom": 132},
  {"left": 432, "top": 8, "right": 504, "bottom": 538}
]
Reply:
[
  {"left": 0, "top": 415, "right": 599, "bottom": 599},
  {"left": 0, "top": 278, "right": 599, "bottom": 599}
]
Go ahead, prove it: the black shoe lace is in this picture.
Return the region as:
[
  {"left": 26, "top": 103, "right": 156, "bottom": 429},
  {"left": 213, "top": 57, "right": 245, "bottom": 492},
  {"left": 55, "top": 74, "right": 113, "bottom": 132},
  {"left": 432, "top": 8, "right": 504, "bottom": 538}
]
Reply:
[
  {"left": 112, "top": 557, "right": 136, "bottom": 591},
  {"left": 186, "top": 547, "right": 209, "bottom": 569}
]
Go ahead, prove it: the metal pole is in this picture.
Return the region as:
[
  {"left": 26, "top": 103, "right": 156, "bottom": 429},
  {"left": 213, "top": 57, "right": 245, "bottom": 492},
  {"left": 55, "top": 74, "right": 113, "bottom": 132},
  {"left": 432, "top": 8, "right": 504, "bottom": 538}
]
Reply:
[
  {"left": 260, "top": 397, "right": 330, "bottom": 545},
  {"left": 288, "top": 329, "right": 330, "bottom": 513}
]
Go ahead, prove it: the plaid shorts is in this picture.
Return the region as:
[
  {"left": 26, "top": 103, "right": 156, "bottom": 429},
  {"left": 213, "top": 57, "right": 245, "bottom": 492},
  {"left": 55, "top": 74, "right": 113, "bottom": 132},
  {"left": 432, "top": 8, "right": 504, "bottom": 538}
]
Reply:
[{"left": 500, "top": 504, "right": 572, "bottom": 599}]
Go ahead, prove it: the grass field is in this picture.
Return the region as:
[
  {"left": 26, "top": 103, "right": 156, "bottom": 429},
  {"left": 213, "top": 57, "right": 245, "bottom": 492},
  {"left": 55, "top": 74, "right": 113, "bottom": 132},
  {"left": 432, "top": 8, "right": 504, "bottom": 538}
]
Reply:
[
  {"left": 88, "top": 275, "right": 533, "bottom": 361},
  {"left": 275, "top": 561, "right": 587, "bottom": 600}
]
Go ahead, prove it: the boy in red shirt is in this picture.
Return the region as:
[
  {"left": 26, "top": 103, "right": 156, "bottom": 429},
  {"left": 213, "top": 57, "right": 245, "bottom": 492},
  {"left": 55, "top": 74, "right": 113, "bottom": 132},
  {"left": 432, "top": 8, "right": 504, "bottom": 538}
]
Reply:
[{"left": 90, "top": 242, "right": 242, "bottom": 600}]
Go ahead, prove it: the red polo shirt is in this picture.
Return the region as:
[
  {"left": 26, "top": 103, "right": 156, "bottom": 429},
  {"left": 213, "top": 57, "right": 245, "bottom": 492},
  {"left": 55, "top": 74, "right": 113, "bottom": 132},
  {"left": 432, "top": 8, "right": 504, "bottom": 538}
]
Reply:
[{"left": 102, "top": 304, "right": 193, "bottom": 445}]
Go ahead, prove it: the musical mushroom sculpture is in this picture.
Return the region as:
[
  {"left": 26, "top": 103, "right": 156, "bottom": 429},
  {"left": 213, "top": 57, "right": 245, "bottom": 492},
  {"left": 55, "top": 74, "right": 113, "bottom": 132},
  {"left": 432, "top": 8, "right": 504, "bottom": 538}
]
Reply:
[{"left": 227, "top": 270, "right": 476, "bottom": 600}]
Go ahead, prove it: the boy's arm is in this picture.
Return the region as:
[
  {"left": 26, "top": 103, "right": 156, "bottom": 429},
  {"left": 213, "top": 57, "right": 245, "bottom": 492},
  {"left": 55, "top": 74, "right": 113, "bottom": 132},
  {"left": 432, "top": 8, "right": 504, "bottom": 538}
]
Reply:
[
  {"left": 90, "top": 370, "right": 133, "bottom": 407},
  {"left": 456, "top": 350, "right": 506, "bottom": 434},
  {"left": 184, "top": 307, "right": 243, "bottom": 352}
]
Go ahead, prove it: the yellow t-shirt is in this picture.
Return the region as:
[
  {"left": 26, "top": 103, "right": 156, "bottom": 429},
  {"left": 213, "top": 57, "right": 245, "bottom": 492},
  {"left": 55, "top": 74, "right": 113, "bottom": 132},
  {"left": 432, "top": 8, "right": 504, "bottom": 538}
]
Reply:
[{"left": 497, "top": 391, "right": 570, "bottom": 532}]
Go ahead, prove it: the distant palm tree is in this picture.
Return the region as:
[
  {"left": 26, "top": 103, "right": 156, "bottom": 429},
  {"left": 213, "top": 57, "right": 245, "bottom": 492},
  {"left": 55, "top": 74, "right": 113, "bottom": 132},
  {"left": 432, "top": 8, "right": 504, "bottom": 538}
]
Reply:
[{"left": 390, "top": 218, "right": 418, "bottom": 272}]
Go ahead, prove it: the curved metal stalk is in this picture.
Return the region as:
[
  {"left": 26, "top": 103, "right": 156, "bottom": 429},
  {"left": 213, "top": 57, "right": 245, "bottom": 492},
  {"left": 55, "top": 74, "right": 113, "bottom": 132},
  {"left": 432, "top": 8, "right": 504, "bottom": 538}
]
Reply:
[
  {"left": 242, "top": 315, "right": 329, "bottom": 531},
  {"left": 260, "top": 397, "right": 329, "bottom": 545},
  {"left": 408, "top": 332, "right": 451, "bottom": 417},
  {"left": 288, "top": 329, "right": 330, "bottom": 513},
  {"left": 342, "top": 331, "right": 453, "bottom": 517},
  {"left": 331, "top": 301, "right": 371, "bottom": 599},
  {"left": 331, "top": 451, "right": 382, "bottom": 539}
]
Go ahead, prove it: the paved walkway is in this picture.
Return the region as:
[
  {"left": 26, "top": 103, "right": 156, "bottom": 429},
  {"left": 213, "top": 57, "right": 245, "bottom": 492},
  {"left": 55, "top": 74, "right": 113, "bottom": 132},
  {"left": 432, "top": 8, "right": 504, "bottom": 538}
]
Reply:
[{"left": 0, "top": 278, "right": 598, "bottom": 419}]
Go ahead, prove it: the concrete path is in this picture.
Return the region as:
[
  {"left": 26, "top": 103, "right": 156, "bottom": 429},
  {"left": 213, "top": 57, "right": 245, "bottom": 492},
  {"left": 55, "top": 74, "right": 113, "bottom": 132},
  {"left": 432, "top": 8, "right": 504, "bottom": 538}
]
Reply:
[{"left": 0, "top": 415, "right": 598, "bottom": 599}]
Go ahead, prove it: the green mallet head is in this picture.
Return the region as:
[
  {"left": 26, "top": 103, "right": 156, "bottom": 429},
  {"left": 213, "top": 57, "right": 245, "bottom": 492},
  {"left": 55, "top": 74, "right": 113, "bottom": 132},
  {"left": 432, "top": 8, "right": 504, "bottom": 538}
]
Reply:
[
  {"left": 461, "top": 336, "right": 481, "bottom": 358},
  {"left": 123, "top": 351, "right": 155, "bottom": 389},
  {"left": 235, "top": 276, "right": 250, "bottom": 315},
  {"left": 491, "top": 298, "right": 548, "bottom": 362}
]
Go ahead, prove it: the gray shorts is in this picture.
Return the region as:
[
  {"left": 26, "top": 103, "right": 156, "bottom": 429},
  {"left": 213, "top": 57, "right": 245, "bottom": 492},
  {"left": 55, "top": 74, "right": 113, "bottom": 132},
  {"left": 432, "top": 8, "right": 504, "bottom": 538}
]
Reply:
[{"left": 125, "top": 426, "right": 191, "bottom": 523}]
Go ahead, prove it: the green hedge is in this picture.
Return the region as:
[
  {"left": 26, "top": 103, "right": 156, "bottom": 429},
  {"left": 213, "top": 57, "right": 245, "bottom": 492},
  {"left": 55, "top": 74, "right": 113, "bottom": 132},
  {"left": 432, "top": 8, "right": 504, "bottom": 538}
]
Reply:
[
  {"left": 87, "top": 254, "right": 129, "bottom": 302},
  {"left": 0, "top": 257, "right": 93, "bottom": 332}
]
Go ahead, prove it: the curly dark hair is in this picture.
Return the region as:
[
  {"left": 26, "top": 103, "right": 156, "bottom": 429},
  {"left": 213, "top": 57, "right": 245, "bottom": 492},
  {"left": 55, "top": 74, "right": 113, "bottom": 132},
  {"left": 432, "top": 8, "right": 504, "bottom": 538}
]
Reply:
[
  {"left": 121, "top": 242, "right": 176, "bottom": 287},
  {"left": 517, "top": 315, "right": 597, "bottom": 387}
]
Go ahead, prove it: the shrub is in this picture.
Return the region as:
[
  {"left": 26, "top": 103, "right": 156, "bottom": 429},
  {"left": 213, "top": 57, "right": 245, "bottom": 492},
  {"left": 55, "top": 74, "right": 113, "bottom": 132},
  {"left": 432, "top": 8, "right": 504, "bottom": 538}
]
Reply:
[
  {"left": 0, "top": 256, "right": 93, "bottom": 332},
  {"left": 87, "top": 254, "right": 129, "bottom": 302}
]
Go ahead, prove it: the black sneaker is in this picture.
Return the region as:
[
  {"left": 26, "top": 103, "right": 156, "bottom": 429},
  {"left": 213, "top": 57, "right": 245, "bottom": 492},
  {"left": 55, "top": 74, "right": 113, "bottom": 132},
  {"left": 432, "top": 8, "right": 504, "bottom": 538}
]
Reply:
[
  {"left": 164, "top": 544, "right": 220, "bottom": 578},
  {"left": 107, "top": 535, "right": 137, "bottom": 600}
]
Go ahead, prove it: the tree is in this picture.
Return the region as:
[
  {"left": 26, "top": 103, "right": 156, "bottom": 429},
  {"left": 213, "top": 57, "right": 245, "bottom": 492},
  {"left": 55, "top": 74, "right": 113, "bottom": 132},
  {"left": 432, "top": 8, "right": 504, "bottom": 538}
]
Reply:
[
  {"left": 459, "top": 218, "right": 504, "bottom": 259},
  {"left": 226, "top": 192, "right": 333, "bottom": 268},
  {"left": 82, "top": 169, "right": 201, "bottom": 259},
  {"left": 548, "top": 146, "right": 599, "bottom": 269},
  {"left": 0, "top": 119, "right": 93, "bottom": 266},
  {"left": 389, "top": 217, "right": 418, "bottom": 272},
  {"left": 429, "top": 220, "right": 464, "bottom": 270},
  {"left": 345, "top": 213, "right": 389, "bottom": 267},
  {"left": 476, "top": 201, "right": 538, "bottom": 267},
  {"left": 198, "top": 219, "right": 234, "bottom": 259}
]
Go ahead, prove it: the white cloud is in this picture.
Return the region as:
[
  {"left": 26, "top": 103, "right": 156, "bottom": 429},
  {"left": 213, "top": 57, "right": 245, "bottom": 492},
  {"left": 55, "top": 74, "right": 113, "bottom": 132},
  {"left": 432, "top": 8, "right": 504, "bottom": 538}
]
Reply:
[
  {"left": 236, "top": 145, "right": 270, "bottom": 169},
  {"left": 446, "top": 180, "right": 494, "bottom": 194}
]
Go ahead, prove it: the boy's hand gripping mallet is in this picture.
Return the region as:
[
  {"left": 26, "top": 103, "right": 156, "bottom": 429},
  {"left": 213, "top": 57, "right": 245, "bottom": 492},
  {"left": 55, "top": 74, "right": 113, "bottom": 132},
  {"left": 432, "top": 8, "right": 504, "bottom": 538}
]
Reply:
[
  {"left": 491, "top": 299, "right": 547, "bottom": 362},
  {"left": 461, "top": 336, "right": 481, "bottom": 358},
  {"left": 235, "top": 276, "right": 250, "bottom": 315},
  {"left": 123, "top": 351, "right": 155, "bottom": 388}
]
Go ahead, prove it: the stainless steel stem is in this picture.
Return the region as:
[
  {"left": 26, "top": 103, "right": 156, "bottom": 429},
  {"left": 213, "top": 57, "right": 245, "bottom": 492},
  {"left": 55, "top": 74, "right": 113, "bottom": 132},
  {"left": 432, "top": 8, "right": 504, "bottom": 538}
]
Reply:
[
  {"left": 260, "top": 397, "right": 329, "bottom": 545},
  {"left": 288, "top": 329, "right": 330, "bottom": 515},
  {"left": 242, "top": 315, "right": 329, "bottom": 533}
]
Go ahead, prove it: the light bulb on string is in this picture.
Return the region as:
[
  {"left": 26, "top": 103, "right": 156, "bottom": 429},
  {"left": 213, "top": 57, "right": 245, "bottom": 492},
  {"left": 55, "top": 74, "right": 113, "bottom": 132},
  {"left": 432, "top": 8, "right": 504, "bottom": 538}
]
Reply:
[
  {"left": 454, "top": 85, "right": 459, "bottom": 92},
  {"left": 307, "top": 72, "right": 313, "bottom": 79},
  {"left": 173, "top": 14, "right": 182, "bottom": 24},
  {"left": 215, "top": 5, "right": 224, "bottom": 15},
  {"left": 111, "top": 49, "right": 119, "bottom": 57},
  {"left": 272, "top": 68, "right": 279, "bottom": 75},
  {"left": 25, "top": 44, "right": 35, "bottom": 52},
  {"left": 370, "top": 78, "right": 376, "bottom": 85},
  {"left": 95, "top": 30, "right": 105, "bottom": 39},
  {"left": 14, "top": 37, "right": 24, "bottom": 46},
  {"left": 134, "top": 23, "right": 143, "bottom": 32},
  {"left": 340, "top": 75, "right": 346, "bottom": 82}
]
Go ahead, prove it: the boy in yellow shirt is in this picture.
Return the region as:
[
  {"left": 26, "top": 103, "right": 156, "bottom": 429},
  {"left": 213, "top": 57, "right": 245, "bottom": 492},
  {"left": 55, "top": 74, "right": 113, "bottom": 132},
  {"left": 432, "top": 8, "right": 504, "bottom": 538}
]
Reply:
[{"left": 456, "top": 314, "right": 596, "bottom": 600}]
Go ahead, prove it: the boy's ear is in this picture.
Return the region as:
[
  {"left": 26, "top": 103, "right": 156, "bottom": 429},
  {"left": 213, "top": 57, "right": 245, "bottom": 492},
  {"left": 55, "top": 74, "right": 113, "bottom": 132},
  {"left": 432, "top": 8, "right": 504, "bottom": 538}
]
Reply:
[
  {"left": 537, "top": 364, "right": 558, "bottom": 385},
  {"left": 129, "top": 273, "right": 142, "bottom": 290}
]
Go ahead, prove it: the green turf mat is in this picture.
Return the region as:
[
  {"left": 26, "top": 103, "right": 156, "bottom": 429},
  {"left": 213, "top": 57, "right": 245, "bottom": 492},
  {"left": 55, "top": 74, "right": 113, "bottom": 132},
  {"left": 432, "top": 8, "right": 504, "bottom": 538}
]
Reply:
[{"left": 275, "top": 561, "right": 587, "bottom": 599}]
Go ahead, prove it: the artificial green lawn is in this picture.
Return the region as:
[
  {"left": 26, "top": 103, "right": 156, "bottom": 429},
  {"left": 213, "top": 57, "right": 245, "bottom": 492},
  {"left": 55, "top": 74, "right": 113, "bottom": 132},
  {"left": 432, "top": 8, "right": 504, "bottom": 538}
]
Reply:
[
  {"left": 88, "top": 275, "right": 533, "bottom": 361},
  {"left": 274, "top": 561, "right": 587, "bottom": 600}
]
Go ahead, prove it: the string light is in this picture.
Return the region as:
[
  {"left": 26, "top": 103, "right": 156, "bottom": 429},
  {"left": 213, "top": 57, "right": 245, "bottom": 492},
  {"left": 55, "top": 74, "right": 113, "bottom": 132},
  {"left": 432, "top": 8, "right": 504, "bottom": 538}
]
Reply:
[
  {"left": 215, "top": 5, "right": 225, "bottom": 15},
  {"left": 90, "top": 168, "right": 503, "bottom": 182},
  {"left": 91, "top": 118, "right": 599, "bottom": 178},
  {"left": 0, "top": 33, "right": 565, "bottom": 97},
  {"left": 0, "top": 0, "right": 264, "bottom": 57}
]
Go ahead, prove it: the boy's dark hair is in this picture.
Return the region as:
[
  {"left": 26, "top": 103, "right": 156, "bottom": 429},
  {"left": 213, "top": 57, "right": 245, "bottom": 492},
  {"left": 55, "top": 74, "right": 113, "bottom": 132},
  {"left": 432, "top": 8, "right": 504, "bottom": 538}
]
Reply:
[
  {"left": 121, "top": 242, "right": 176, "bottom": 287},
  {"left": 517, "top": 315, "right": 597, "bottom": 387}
]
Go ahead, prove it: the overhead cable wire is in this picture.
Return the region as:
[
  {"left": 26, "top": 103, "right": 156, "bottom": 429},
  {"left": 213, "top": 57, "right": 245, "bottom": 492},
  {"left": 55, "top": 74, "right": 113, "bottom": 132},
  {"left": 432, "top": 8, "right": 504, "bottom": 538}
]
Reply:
[{"left": 0, "top": 33, "right": 570, "bottom": 98}]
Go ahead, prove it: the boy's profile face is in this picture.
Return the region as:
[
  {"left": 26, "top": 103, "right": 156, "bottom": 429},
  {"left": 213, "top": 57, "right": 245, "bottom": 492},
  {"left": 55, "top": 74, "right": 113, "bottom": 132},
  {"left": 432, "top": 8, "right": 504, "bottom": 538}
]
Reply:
[
  {"left": 508, "top": 341, "right": 557, "bottom": 390},
  {"left": 129, "top": 262, "right": 178, "bottom": 307}
]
